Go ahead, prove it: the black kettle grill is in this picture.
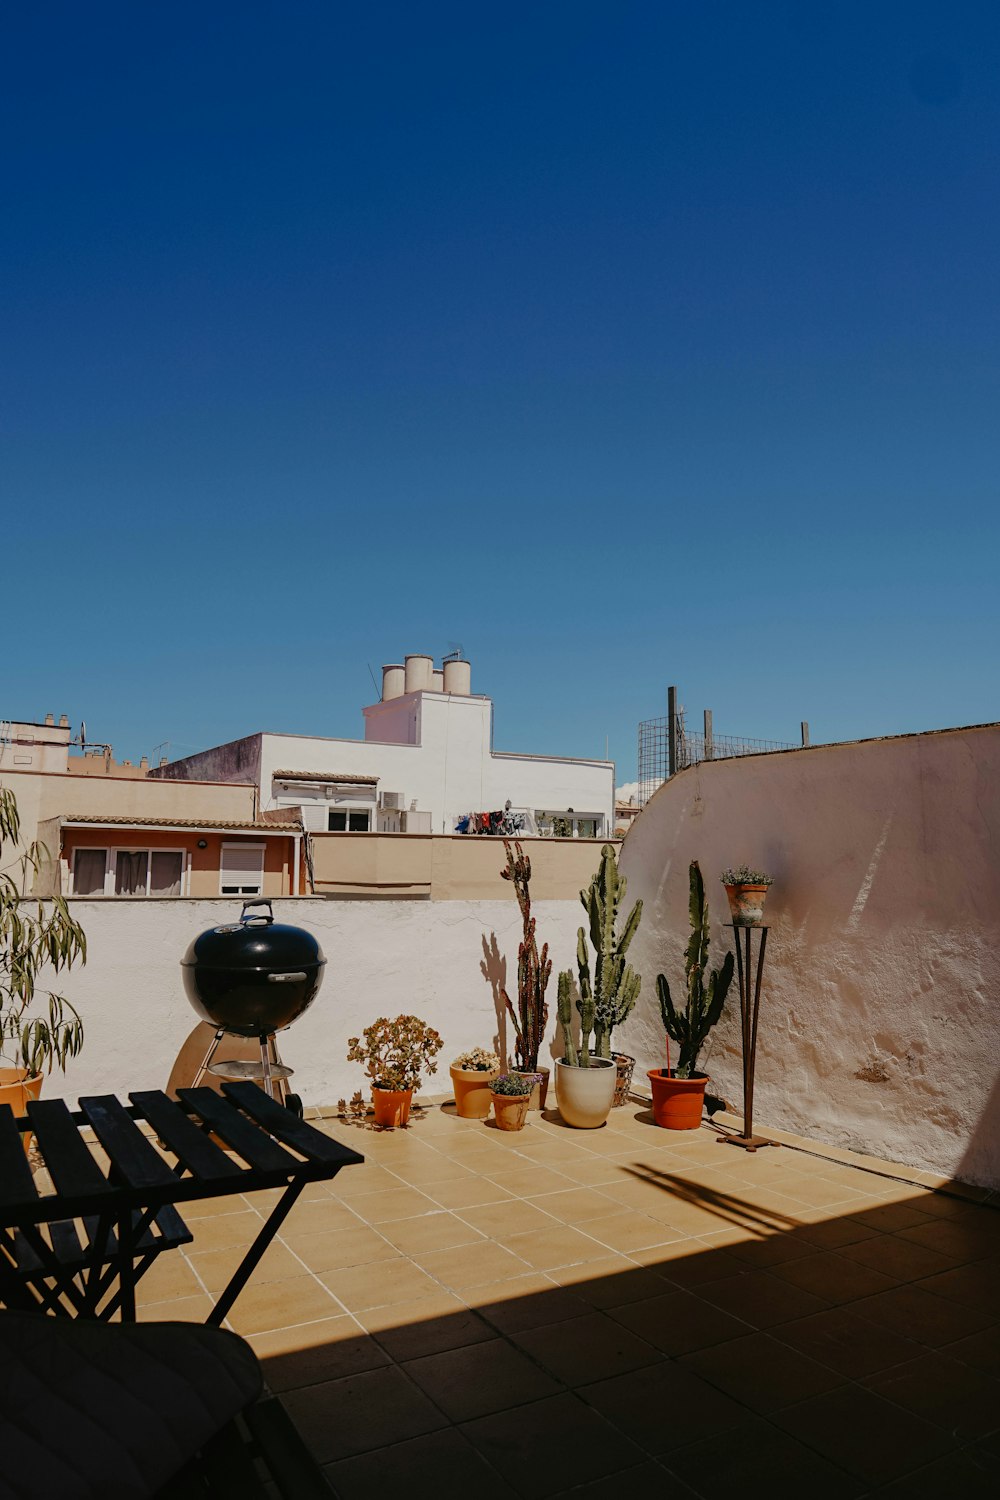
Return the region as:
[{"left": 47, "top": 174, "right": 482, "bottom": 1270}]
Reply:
[{"left": 182, "top": 899, "right": 326, "bottom": 1114}]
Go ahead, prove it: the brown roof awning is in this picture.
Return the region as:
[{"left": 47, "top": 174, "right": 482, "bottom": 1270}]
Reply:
[{"left": 272, "top": 770, "right": 379, "bottom": 785}]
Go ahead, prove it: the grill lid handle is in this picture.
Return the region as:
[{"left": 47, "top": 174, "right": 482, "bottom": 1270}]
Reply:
[
  {"left": 268, "top": 971, "right": 308, "bottom": 983},
  {"left": 240, "top": 898, "right": 275, "bottom": 927}
]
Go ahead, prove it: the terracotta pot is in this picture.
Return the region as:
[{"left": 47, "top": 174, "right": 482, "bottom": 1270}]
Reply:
[
  {"left": 371, "top": 1086, "right": 413, "bottom": 1128},
  {"left": 491, "top": 1091, "right": 531, "bottom": 1132},
  {"left": 611, "top": 1052, "right": 635, "bottom": 1108},
  {"left": 450, "top": 1065, "right": 499, "bottom": 1119},
  {"left": 723, "top": 883, "right": 770, "bottom": 927},
  {"left": 554, "top": 1057, "right": 616, "bottom": 1129},
  {"left": 647, "top": 1069, "right": 708, "bottom": 1130},
  {"left": 511, "top": 1067, "right": 550, "bottom": 1111},
  {"left": 0, "top": 1068, "right": 43, "bottom": 1155}
]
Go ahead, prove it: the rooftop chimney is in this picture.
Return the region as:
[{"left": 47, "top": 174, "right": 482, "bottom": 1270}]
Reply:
[
  {"left": 159, "top": 757, "right": 168, "bottom": 767},
  {"left": 58, "top": 713, "right": 69, "bottom": 728},
  {"left": 139, "top": 755, "right": 149, "bottom": 770},
  {"left": 44, "top": 713, "right": 55, "bottom": 726}
]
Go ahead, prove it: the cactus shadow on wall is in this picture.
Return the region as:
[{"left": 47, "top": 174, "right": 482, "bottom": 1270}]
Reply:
[{"left": 480, "top": 933, "right": 508, "bottom": 1063}]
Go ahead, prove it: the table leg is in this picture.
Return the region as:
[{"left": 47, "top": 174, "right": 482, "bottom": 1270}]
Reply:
[{"left": 207, "top": 1179, "right": 306, "bottom": 1327}]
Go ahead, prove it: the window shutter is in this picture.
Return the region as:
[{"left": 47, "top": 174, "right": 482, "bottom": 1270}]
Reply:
[{"left": 220, "top": 843, "right": 265, "bottom": 895}]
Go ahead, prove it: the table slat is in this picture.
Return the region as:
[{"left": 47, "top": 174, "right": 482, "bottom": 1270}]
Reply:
[
  {"left": 78, "top": 1096, "right": 178, "bottom": 1192},
  {"left": 0, "top": 1106, "right": 39, "bottom": 1211},
  {"left": 27, "top": 1100, "right": 114, "bottom": 1200},
  {"left": 129, "top": 1090, "right": 242, "bottom": 1183},
  {"left": 222, "top": 1083, "right": 363, "bottom": 1168},
  {"left": 177, "top": 1088, "right": 299, "bottom": 1173}
]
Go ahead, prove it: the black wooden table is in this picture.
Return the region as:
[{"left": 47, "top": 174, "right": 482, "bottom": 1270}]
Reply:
[{"left": 0, "top": 1081, "right": 363, "bottom": 1324}]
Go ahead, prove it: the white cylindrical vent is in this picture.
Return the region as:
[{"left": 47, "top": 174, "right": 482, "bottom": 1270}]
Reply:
[
  {"left": 404, "top": 654, "right": 433, "bottom": 693},
  {"left": 443, "top": 658, "right": 471, "bottom": 695},
  {"left": 382, "top": 664, "right": 405, "bottom": 701},
  {"left": 431, "top": 669, "right": 444, "bottom": 691}
]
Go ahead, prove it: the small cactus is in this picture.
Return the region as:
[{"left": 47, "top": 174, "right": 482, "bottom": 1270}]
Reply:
[
  {"left": 557, "top": 967, "right": 596, "bottom": 1067},
  {"left": 657, "top": 861, "right": 734, "bottom": 1077},
  {"left": 576, "top": 844, "right": 643, "bottom": 1060}
]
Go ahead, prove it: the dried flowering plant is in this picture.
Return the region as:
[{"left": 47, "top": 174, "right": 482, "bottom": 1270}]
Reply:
[
  {"left": 490, "top": 1072, "right": 538, "bottom": 1096},
  {"left": 720, "top": 865, "right": 773, "bottom": 887},
  {"left": 452, "top": 1047, "right": 500, "bottom": 1072},
  {"left": 346, "top": 1015, "right": 443, "bottom": 1093}
]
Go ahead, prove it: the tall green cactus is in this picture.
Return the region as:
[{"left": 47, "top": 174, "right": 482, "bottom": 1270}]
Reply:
[
  {"left": 557, "top": 966, "right": 595, "bottom": 1067},
  {"left": 499, "top": 839, "right": 551, "bottom": 1070},
  {"left": 656, "top": 860, "right": 734, "bottom": 1077},
  {"left": 576, "top": 844, "right": 643, "bottom": 1060}
]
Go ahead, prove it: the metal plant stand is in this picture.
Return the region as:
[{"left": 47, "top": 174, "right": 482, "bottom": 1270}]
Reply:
[{"left": 719, "top": 924, "right": 780, "bottom": 1152}]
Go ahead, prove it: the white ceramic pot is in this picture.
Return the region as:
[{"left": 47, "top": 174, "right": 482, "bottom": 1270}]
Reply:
[{"left": 554, "top": 1056, "right": 616, "bottom": 1129}]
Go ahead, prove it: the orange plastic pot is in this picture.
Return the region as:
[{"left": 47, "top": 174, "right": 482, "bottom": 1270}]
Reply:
[
  {"left": 647, "top": 1069, "right": 708, "bottom": 1130},
  {"left": 371, "top": 1087, "right": 413, "bottom": 1128},
  {"left": 0, "top": 1068, "right": 43, "bottom": 1154}
]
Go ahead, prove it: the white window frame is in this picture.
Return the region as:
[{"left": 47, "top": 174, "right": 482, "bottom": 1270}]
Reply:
[
  {"left": 220, "top": 842, "right": 266, "bottom": 897},
  {"left": 535, "top": 812, "right": 605, "bottom": 840},
  {"left": 327, "top": 807, "right": 372, "bottom": 832},
  {"left": 70, "top": 846, "right": 189, "bottom": 897}
]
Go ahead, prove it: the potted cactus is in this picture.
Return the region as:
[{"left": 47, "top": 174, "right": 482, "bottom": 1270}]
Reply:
[
  {"left": 499, "top": 840, "right": 553, "bottom": 1108},
  {"left": 450, "top": 1047, "right": 501, "bottom": 1119},
  {"left": 346, "top": 1015, "right": 443, "bottom": 1128},
  {"left": 720, "top": 864, "right": 773, "bottom": 927},
  {"left": 650, "top": 861, "right": 734, "bottom": 1129},
  {"left": 576, "top": 843, "right": 642, "bottom": 1105},
  {"left": 554, "top": 972, "right": 617, "bottom": 1129},
  {"left": 490, "top": 1071, "right": 537, "bottom": 1132}
]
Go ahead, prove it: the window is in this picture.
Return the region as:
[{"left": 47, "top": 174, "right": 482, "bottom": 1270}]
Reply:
[
  {"left": 220, "top": 843, "right": 265, "bottom": 896},
  {"left": 72, "top": 847, "right": 185, "bottom": 896},
  {"left": 535, "top": 812, "right": 603, "bottom": 840},
  {"left": 328, "top": 810, "right": 371, "bottom": 832}
]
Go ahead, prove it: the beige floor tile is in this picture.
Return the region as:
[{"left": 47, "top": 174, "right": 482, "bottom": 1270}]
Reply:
[
  {"left": 610, "top": 1287, "right": 752, "bottom": 1355},
  {"left": 181, "top": 1193, "right": 252, "bottom": 1219},
  {"left": 546, "top": 1256, "right": 671, "bottom": 1307},
  {"left": 224, "top": 1273, "right": 343, "bottom": 1335},
  {"left": 184, "top": 1207, "right": 263, "bottom": 1253},
  {"left": 137, "top": 1292, "right": 216, "bottom": 1323},
  {"left": 629, "top": 1238, "right": 746, "bottom": 1286},
  {"left": 457, "top": 1199, "right": 559, "bottom": 1239},
  {"left": 275, "top": 1197, "right": 363, "bottom": 1238},
  {"left": 679, "top": 1328, "right": 846, "bottom": 1411},
  {"left": 422, "top": 1176, "right": 515, "bottom": 1211},
  {"left": 461, "top": 1392, "right": 644, "bottom": 1499},
  {"left": 470, "top": 1274, "right": 593, "bottom": 1334},
  {"left": 795, "top": 1215, "right": 883, "bottom": 1250},
  {"left": 187, "top": 1239, "right": 306, "bottom": 1293},
  {"left": 137, "top": 1250, "right": 203, "bottom": 1302},
  {"left": 416, "top": 1239, "right": 532, "bottom": 1290},
  {"left": 327, "top": 1164, "right": 405, "bottom": 1197},
  {"left": 580, "top": 1210, "right": 685, "bottom": 1254},
  {"left": 552, "top": 1156, "right": 628, "bottom": 1186},
  {"left": 320, "top": 1256, "right": 442, "bottom": 1312},
  {"left": 513, "top": 1309, "right": 662, "bottom": 1386},
  {"left": 325, "top": 1428, "right": 510, "bottom": 1500},
  {"left": 379, "top": 1211, "right": 485, "bottom": 1256},
  {"left": 249, "top": 1313, "right": 390, "bottom": 1390},
  {"left": 525, "top": 1187, "right": 621, "bottom": 1222},
  {"left": 350, "top": 1186, "right": 439, "bottom": 1224},
  {"left": 499, "top": 1224, "right": 610, "bottom": 1270},
  {"left": 773, "top": 1382, "right": 954, "bottom": 1485},
  {"left": 849, "top": 1201, "right": 937, "bottom": 1232},
  {"left": 404, "top": 1336, "right": 561, "bottom": 1420},
  {"left": 283, "top": 1364, "right": 448, "bottom": 1464},
  {"left": 358, "top": 1290, "right": 496, "bottom": 1361},
  {"left": 280, "top": 1223, "right": 399, "bottom": 1273},
  {"left": 485, "top": 1164, "right": 575, "bottom": 1196}
]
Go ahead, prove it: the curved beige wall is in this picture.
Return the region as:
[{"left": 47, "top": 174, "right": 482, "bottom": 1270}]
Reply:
[{"left": 616, "top": 724, "right": 1000, "bottom": 1188}]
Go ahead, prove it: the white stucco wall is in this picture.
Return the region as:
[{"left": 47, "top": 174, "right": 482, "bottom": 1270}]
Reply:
[
  {"left": 615, "top": 723, "right": 1000, "bottom": 1189},
  {"left": 36, "top": 897, "right": 585, "bottom": 1108}
]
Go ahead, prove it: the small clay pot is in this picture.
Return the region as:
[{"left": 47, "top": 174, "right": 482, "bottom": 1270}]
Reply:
[
  {"left": 371, "top": 1087, "right": 413, "bottom": 1128},
  {"left": 450, "top": 1065, "right": 499, "bottom": 1119},
  {"left": 491, "top": 1091, "right": 531, "bottom": 1131},
  {"left": 510, "top": 1067, "right": 550, "bottom": 1111},
  {"left": 647, "top": 1069, "right": 708, "bottom": 1130},
  {"left": 723, "top": 884, "right": 770, "bottom": 927}
]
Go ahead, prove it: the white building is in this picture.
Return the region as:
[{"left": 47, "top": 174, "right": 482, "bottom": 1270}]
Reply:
[{"left": 151, "top": 654, "right": 615, "bottom": 839}]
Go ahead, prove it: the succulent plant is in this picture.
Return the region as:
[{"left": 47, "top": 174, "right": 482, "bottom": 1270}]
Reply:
[
  {"left": 346, "top": 1015, "right": 443, "bottom": 1093},
  {"left": 657, "top": 861, "right": 735, "bottom": 1078},
  {"left": 498, "top": 840, "right": 552, "bottom": 1071},
  {"left": 576, "top": 844, "right": 642, "bottom": 1060},
  {"left": 452, "top": 1047, "right": 500, "bottom": 1072}
]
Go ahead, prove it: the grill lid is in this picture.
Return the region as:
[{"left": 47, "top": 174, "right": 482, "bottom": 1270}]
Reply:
[{"left": 182, "top": 899, "right": 325, "bottom": 973}]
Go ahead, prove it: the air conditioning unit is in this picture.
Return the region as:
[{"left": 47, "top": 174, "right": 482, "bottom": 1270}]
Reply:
[{"left": 379, "top": 791, "right": 406, "bottom": 810}]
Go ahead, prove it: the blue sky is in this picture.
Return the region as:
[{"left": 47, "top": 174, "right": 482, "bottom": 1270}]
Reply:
[{"left": 4, "top": 2, "right": 999, "bottom": 781}]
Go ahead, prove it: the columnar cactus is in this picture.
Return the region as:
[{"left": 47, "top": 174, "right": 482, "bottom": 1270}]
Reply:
[
  {"left": 656, "top": 860, "right": 734, "bottom": 1077},
  {"left": 499, "top": 839, "right": 552, "bottom": 1071},
  {"left": 557, "top": 967, "right": 595, "bottom": 1068},
  {"left": 576, "top": 844, "right": 643, "bottom": 1060}
]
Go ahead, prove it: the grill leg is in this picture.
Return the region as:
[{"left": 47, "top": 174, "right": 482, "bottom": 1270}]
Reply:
[
  {"left": 266, "top": 1033, "right": 290, "bottom": 1107},
  {"left": 192, "top": 1028, "right": 226, "bottom": 1090},
  {"left": 259, "top": 1035, "right": 278, "bottom": 1104}
]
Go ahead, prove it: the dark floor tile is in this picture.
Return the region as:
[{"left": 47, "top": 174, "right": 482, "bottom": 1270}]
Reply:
[
  {"left": 461, "top": 1392, "right": 643, "bottom": 1499},
  {"left": 854, "top": 1283, "right": 994, "bottom": 1349},
  {"left": 325, "top": 1428, "right": 509, "bottom": 1500},
  {"left": 403, "top": 1337, "right": 561, "bottom": 1422},
  {"left": 609, "top": 1287, "right": 752, "bottom": 1355},
  {"left": 840, "top": 1234, "right": 960, "bottom": 1283},
  {"left": 550, "top": 1460, "right": 696, "bottom": 1499},
  {"left": 773, "top": 1383, "right": 954, "bottom": 1484},
  {"left": 699, "top": 1269, "right": 828, "bottom": 1327},
  {"left": 514, "top": 1310, "right": 662, "bottom": 1387},
  {"left": 863, "top": 1350, "right": 1000, "bottom": 1442},
  {"left": 874, "top": 1445, "right": 1000, "bottom": 1498},
  {"left": 917, "top": 1261, "right": 1000, "bottom": 1318},
  {"left": 665, "top": 1415, "right": 864, "bottom": 1499},
  {"left": 775, "top": 1306, "right": 921, "bottom": 1378},
  {"left": 679, "top": 1329, "right": 845, "bottom": 1412},
  {"left": 581, "top": 1359, "right": 749, "bottom": 1454},
  {"left": 942, "top": 1324, "right": 1000, "bottom": 1377},
  {"left": 769, "top": 1250, "right": 897, "bottom": 1304},
  {"left": 282, "top": 1364, "right": 447, "bottom": 1463}
]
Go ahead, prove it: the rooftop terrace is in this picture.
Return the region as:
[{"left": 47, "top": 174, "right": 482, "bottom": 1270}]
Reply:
[{"left": 135, "top": 1099, "right": 1000, "bottom": 1498}]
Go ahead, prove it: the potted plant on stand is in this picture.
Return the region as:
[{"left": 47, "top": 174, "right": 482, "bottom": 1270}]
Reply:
[
  {"left": 720, "top": 864, "right": 773, "bottom": 927},
  {"left": 554, "top": 972, "right": 617, "bottom": 1129},
  {"left": 650, "top": 860, "right": 734, "bottom": 1130},
  {"left": 346, "top": 1015, "right": 443, "bottom": 1128},
  {"left": 499, "top": 840, "right": 552, "bottom": 1109},
  {"left": 450, "top": 1047, "right": 500, "bottom": 1119},
  {"left": 577, "top": 843, "right": 642, "bottom": 1105},
  {"left": 489, "top": 1072, "right": 537, "bottom": 1132},
  {"left": 1, "top": 788, "right": 87, "bottom": 1121}
]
